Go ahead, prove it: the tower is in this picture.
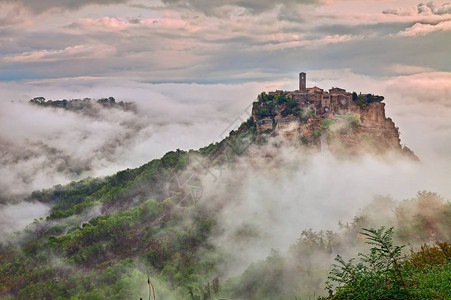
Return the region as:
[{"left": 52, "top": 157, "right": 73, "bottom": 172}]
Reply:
[{"left": 299, "top": 72, "right": 306, "bottom": 92}]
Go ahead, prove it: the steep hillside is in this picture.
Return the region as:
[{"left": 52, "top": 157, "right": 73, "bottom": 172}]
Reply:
[{"left": 0, "top": 86, "right": 431, "bottom": 299}]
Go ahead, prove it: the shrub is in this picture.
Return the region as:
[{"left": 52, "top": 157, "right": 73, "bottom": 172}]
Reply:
[
  {"left": 409, "top": 242, "right": 450, "bottom": 268},
  {"left": 348, "top": 115, "right": 360, "bottom": 128},
  {"left": 326, "top": 227, "right": 409, "bottom": 299},
  {"left": 325, "top": 227, "right": 451, "bottom": 300}
]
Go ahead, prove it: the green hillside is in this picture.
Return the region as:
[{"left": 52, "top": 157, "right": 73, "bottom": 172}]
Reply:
[
  {"left": 0, "top": 118, "right": 257, "bottom": 299},
  {"left": 0, "top": 116, "right": 449, "bottom": 299}
]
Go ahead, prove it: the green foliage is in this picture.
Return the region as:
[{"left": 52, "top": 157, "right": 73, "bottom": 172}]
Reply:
[
  {"left": 0, "top": 103, "right": 265, "bottom": 299},
  {"left": 396, "top": 191, "right": 451, "bottom": 242},
  {"left": 256, "top": 107, "right": 270, "bottom": 119},
  {"left": 365, "top": 94, "right": 384, "bottom": 103},
  {"left": 280, "top": 99, "right": 299, "bottom": 117},
  {"left": 226, "top": 249, "right": 289, "bottom": 300},
  {"left": 409, "top": 242, "right": 450, "bottom": 268},
  {"left": 0, "top": 198, "right": 219, "bottom": 299},
  {"left": 314, "top": 130, "right": 321, "bottom": 138},
  {"left": 224, "top": 229, "right": 337, "bottom": 299},
  {"left": 197, "top": 116, "right": 257, "bottom": 163},
  {"left": 403, "top": 242, "right": 451, "bottom": 299},
  {"left": 326, "top": 227, "right": 409, "bottom": 299},
  {"left": 352, "top": 93, "right": 384, "bottom": 107},
  {"left": 275, "top": 94, "right": 288, "bottom": 105},
  {"left": 355, "top": 95, "right": 366, "bottom": 107},
  {"left": 257, "top": 92, "right": 275, "bottom": 104},
  {"left": 29, "top": 177, "right": 105, "bottom": 211},
  {"left": 1, "top": 191, "right": 450, "bottom": 299},
  {"left": 321, "top": 119, "right": 333, "bottom": 129},
  {"left": 29, "top": 96, "right": 136, "bottom": 112},
  {"left": 238, "top": 116, "right": 256, "bottom": 132},
  {"left": 26, "top": 148, "right": 193, "bottom": 218},
  {"left": 286, "top": 99, "right": 297, "bottom": 109},
  {"left": 0, "top": 84, "right": 446, "bottom": 300},
  {"left": 346, "top": 114, "right": 360, "bottom": 128},
  {"left": 325, "top": 227, "right": 451, "bottom": 300},
  {"left": 280, "top": 108, "right": 290, "bottom": 118},
  {"left": 48, "top": 210, "right": 66, "bottom": 220}
]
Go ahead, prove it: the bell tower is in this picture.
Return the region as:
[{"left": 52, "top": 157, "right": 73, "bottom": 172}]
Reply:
[{"left": 299, "top": 72, "right": 306, "bottom": 92}]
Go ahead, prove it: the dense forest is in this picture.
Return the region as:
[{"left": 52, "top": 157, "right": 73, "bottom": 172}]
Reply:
[{"left": 0, "top": 115, "right": 450, "bottom": 299}]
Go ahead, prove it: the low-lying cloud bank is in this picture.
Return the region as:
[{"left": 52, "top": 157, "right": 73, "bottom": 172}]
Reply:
[
  {"left": 0, "top": 70, "right": 450, "bottom": 235},
  {"left": 199, "top": 139, "right": 450, "bottom": 277},
  {"left": 0, "top": 201, "right": 50, "bottom": 237},
  {"left": 0, "top": 79, "right": 269, "bottom": 202}
]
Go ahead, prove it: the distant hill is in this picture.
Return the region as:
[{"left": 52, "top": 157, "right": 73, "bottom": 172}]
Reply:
[{"left": 29, "top": 96, "right": 137, "bottom": 115}]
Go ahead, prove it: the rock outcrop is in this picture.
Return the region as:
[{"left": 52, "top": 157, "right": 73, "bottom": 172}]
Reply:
[
  {"left": 252, "top": 91, "right": 409, "bottom": 157},
  {"left": 249, "top": 72, "right": 419, "bottom": 157},
  {"left": 327, "top": 103, "right": 401, "bottom": 155}
]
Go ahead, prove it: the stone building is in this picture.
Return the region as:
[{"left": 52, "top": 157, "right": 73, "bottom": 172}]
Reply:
[{"left": 266, "top": 72, "right": 352, "bottom": 115}]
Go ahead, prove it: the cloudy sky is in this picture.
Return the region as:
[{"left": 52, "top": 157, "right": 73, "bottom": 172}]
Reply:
[
  {"left": 0, "top": 0, "right": 450, "bottom": 82},
  {"left": 0, "top": 0, "right": 450, "bottom": 205}
]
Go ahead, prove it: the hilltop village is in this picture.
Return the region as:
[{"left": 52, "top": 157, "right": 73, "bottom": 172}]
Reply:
[
  {"left": 252, "top": 72, "right": 384, "bottom": 124},
  {"left": 250, "top": 73, "right": 407, "bottom": 155}
]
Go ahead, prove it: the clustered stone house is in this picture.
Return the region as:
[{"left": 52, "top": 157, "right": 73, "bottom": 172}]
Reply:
[{"left": 268, "top": 72, "right": 353, "bottom": 115}]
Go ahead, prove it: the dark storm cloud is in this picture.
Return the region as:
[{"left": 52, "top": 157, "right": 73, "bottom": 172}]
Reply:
[{"left": 0, "top": 0, "right": 131, "bottom": 14}]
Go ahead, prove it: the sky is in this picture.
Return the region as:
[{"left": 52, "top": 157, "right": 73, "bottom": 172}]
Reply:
[
  {"left": 0, "top": 0, "right": 450, "bottom": 82},
  {"left": 0, "top": 0, "right": 450, "bottom": 207}
]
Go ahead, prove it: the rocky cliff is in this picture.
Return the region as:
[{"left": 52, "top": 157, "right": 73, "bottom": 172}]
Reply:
[
  {"left": 326, "top": 103, "right": 402, "bottom": 155},
  {"left": 252, "top": 96, "right": 413, "bottom": 157}
]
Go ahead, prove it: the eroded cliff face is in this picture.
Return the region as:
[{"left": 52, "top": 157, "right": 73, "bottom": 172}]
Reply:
[
  {"left": 253, "top": 102, "right": 405, "bottom": 156},
  {"left": 329, "top": 103, "right": 401, "bottom": 155}
]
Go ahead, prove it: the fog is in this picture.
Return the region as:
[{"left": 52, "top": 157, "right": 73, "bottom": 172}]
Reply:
[
  {"left": 0, "top": 201, "right": 50, "bottom": 243},
  {"left": 0, "top": 70, "right": 450, "bottom": 243},
  {"left": 197, "top": 137, "right": 450, "bottom": 278},
  {"left": 0, "top": 80, "right": 268, "bottom": 202}
]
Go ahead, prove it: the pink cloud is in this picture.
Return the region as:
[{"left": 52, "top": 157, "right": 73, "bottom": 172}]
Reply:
[
  {"left": 398, "top": 20, "right": 451, "bottom": 36},
  {"left": 390, "top": 64, "right": 435, "bottom": 75},
  {"left": 142, "top": 17, "right": 198, "bottom": 31},
  {"left": 245, "top": 33, "right": 362, "bottom": 51},
  {"left": 385, "top": 71, "right": 451, "bottom": 107},
  {"left": 383, "top": 2, "right": 451, "bottom": 16},
  {"left": 2, "top": 45, "right": 116, "bottom": 63},
  {"left": 72, "top": 14, "right": 200, "bottom": 33},
  {"left": 0, "top": 3, "right": 32, "bottom": 27},
  {"left": 78, "top": 16, "right": 132, "bottom": 30}
]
